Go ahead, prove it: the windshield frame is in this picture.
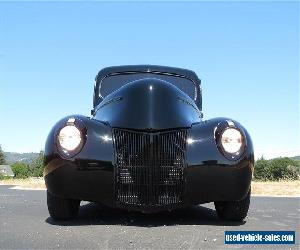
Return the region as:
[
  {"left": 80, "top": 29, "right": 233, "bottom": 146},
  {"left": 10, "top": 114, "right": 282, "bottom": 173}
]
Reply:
[
  {"left": 93, "top": 66, "right": 202, "bottom": 111},
  {"left": 95, "top": 70, "right": 200, "bottom": 104}
]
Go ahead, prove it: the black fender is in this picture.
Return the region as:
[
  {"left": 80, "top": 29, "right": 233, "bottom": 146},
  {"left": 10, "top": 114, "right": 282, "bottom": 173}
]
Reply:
[
  {"left": 44, "top": 115, "right": 114, "bottom": 166},
  {"left": 44, "top": 115, "right": 115, "bottom": 205},
  {"left": 185, "top": 117, "right": 254, "bottom": 203},
  {"left": 187, "top": 117, "right": 254, "bottom": 166}
]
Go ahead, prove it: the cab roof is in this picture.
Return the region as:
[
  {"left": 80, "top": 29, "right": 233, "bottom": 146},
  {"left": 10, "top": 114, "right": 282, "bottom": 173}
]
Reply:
[
  {"left": 94, "top": 65, "right": 202, "bottom": 110},
  {"left": 95, "top": 65, "right": 201, "bottom": 85}
]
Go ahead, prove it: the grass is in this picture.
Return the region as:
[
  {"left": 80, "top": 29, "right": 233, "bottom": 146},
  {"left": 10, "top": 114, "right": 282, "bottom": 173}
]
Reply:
[
  {"left": 251, "top": 180, "right": 300, "bottom": 196},
  {"left": 0, "top": 177, "right": 46, "bottom": 190},
  {"left": 0, "top": 178, "right": 299, "bottom": 196}
]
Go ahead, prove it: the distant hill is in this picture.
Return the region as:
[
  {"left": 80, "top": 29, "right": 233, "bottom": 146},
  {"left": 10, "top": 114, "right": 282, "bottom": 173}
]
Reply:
[
  {"left": 4, "top": 152, "right": 39, "bottom": 164},
  {"left": 291, "top": 155, "right": 300, "bottom": 160}
]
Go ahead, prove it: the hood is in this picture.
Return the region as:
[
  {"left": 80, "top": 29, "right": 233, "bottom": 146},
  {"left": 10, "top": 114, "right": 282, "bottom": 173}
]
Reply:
[{"left": 93, "top": 78, "right": 202, "bottom": 130}]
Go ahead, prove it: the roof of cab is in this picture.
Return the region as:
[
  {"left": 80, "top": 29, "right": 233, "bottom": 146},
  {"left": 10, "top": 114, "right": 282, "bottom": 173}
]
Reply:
[{"left": 95, "top": 65, "right": 201, "bottom": 85}]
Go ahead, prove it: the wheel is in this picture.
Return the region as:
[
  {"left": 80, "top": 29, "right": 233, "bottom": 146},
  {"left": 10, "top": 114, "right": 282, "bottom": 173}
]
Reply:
[
  {"left": 47, "top": 191, "right": 80, "bottom": 220},
  {"left": 214, "top": 189, "right": 251, "bottom": 221}
]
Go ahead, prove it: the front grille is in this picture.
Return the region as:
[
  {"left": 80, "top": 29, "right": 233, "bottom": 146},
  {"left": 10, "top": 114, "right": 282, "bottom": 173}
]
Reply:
[{"left": 113, "top": 129, "right": 187, "bottom": 207}]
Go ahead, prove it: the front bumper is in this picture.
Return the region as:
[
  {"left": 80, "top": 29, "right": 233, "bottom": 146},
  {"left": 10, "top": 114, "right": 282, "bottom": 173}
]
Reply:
[{"left": 44, "top": 158, "right": 252, "bottom": 212}]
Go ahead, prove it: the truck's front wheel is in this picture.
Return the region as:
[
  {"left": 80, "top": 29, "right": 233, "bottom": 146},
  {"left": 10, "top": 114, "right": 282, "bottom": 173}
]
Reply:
[
  {"left": 214, "top": 189, "right": 251, "bottom": 221},
  {"left": 47, "top": 191, "right": 80, "bottom": 220}
]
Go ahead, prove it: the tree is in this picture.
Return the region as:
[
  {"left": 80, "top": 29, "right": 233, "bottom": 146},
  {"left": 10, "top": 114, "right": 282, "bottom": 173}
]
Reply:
[
  {"left": 269, "top": 157, "right": 300, "bottom": 180},
  {"left": 11, "top": 162, "right": 30, "bottom": 178},
  {"left": 30, "top": 151, "right": 45, "bottom": 177},
  {"left": 254, "top": 157, "right": 300, "bottom": 181},
  {"left": 254, "top": 157, "right": 272, "bottom": 180},
  {"left": 0, "top": 145, "right": 6, "bottom": 165}
]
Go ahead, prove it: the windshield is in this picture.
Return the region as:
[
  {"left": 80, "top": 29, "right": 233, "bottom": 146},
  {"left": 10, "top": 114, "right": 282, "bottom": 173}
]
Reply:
[{"left": 98, "top": 72, "right": 197, "bottom": 100}]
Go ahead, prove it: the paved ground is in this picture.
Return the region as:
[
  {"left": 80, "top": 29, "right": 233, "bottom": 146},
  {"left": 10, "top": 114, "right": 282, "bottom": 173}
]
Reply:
[{"left": 0, "top": 185, "right": 299, "bottom": 250}]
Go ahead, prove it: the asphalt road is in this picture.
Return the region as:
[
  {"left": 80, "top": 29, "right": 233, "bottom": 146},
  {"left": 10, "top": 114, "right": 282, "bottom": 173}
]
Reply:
[{"left": 0, "top": 185, "right": 299, "bottom": 250}]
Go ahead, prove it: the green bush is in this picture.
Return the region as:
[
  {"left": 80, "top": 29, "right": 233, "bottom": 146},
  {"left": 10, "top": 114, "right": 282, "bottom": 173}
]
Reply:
[
  {"left": 11, "top": 162, "right": 30, "bottom": 178},
  {"left": 0, "top": 173, "right": 12, "bottom": 180},
  {"left": 9, "top": 152, "right": 45, "bottom": 179},
  {"left": 254, "top": 158, "right": 272, "bottom": 181},
  {"left": 0, "top": 172, "right": 6, "bottom": 180},
  {"left": 269, "top": 158, "right": 300, "bottom": 180},
  {"left": 254, "top": 157, "right": 300, "bottom": 181}
]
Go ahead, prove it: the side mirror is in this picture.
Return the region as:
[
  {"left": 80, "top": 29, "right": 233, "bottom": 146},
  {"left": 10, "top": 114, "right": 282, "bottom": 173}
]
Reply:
[{"left": 91, "top": 109, "right": 95, "bottom": 116}]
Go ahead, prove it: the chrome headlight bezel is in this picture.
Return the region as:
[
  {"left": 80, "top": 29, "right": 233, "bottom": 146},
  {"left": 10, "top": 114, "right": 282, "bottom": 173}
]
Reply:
[
  {"left": 56, "top": 118, "right": 87, "bottom": 158},
  {"left": 215, "top": 121, "right": 246, "bottom": 160}
]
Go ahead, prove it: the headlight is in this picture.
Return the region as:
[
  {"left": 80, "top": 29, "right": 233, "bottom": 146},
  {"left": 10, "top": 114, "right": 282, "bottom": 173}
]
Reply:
[
  {"left": 221, "top": 128, "right": 243, "bottom": 154},
  {"left": 58, "top": 125, "right": 82, "bottom": 151}
]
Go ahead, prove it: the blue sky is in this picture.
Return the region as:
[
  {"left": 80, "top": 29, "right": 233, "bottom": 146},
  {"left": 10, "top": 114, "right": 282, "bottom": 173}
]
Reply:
[{"left": 0, "top": 1, "right": 299, "bottom": 159}]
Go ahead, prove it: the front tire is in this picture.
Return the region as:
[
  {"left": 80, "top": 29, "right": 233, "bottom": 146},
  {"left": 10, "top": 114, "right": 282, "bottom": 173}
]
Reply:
[
  {"left": 214, "top": 189, "right": 251, "bottom": 221},
  {"left": 47, "top": 191, "right": 80, "bottom": 220}
]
